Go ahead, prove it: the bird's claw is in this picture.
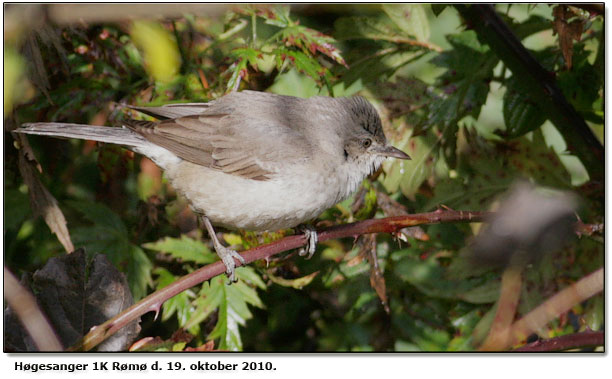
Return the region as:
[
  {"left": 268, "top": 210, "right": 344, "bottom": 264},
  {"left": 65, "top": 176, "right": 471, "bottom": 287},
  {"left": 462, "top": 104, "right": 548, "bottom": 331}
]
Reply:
[
  {"left": 297, "top": 225, "right": 318, "bottom": 259},
  {"left": 217, "top": 245, "right": 245, "bottom": 283}
]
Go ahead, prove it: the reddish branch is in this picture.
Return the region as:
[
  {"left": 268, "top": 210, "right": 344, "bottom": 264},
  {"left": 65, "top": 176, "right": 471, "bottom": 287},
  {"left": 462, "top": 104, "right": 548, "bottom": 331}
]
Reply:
[
  {"left": 513, "top": 330, "right": 603, "bottom": 352},
  {"left": 70, "top": 209, "right": 488, "bottom": 351}
]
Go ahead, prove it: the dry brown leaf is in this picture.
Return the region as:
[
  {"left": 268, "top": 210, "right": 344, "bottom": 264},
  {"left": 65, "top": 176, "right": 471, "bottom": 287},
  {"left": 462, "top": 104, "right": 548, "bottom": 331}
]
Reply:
[
  {"left": 552, "top": 5, "right": 585, "bottom": 70},
  {"left": 358, "top": 233, "right": 390, "bottom": 313},
  {"left": 16, "top": 133, "right": 75, "bottom": 253}
]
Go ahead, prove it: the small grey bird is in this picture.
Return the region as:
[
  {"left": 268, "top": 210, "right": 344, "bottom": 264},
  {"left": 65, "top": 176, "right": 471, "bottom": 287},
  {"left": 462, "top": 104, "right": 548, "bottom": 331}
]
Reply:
[{"left": 16, "top": 90, "right": 410, "bottom": 281}]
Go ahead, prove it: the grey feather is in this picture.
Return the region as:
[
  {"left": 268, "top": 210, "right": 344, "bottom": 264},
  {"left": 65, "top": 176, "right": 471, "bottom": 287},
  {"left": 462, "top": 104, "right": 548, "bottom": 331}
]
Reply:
[
  {"left": 16, "top": 122, "right": 148, "bottom": 147},
  {"left": 127, "top": 103, "right": 210, "bottom": 120}
]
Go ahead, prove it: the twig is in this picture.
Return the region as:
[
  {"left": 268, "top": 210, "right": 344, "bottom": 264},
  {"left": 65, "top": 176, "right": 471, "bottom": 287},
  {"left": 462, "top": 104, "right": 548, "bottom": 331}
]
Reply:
[
  {"left": 4, "top": 267, "right": 63, "bottom": 351},
  {"left": 69, "top": 209, "right": 488, "bottom": 351},
  {"left": 479, "top": 266, "right": 523, "bottom": 351},
  {"left": 513, "top": 330, "right": 603, "bottom": 352}
]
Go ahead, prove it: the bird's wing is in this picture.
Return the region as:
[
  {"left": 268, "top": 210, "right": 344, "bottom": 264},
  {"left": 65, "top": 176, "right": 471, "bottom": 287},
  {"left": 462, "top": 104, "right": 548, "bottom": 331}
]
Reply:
[
  {"left": 127, "top": 103, "right": 210, "bottom": 119},
  {"left": 124, "top": 111, "right": 311, "bottom": 181}
]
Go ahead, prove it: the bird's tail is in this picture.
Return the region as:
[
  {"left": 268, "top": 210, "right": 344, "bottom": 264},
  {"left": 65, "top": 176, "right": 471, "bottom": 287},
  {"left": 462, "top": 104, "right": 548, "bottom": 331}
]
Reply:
[{"left": 15, "top": 122, "right": 148, "bottom": 147}]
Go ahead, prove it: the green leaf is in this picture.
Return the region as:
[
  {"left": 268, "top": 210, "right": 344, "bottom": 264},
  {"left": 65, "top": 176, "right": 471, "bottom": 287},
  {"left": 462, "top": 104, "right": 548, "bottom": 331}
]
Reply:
[
  {"left": 186, "top": 268, "right": 265, "bottom": 351},
  {"left": 4, "top": 47, "right": 29, "bottom": 116},
  {"left": 432, "top": 31, "right": 491, "bottom": 74},
  {"left": 231, "top": 47, "right": 260, "bottom": 70},
  {"left": 335, "top": 16, "right": 405, "bottom": 43},
  {"left": 154, "top": 267, "right": 194, "bottom": 328},
  {"left": 431, "top": 4, "right": 448, "bottom": 17},
  {"left": 271, "top": 25, "right": 347, "bottom": 67},
  {"left": 274, "top": 48, "right": 326, "bottom": 84},
  {"left": 340, "top": 49, "right": 423, "bottom": 88},
  {"left": 257, "top": 5, "right": 293, "bottom": 28},
  {"left": 68, "top": 200, "right": 152, "bottom": 300},
  {"left": 225, "top": 59, "right": 248, "bottom": 91},
  {"left": 428, "top": 31, "right": 496, "bottom": 127},
  {"left": 382, "top": 4, "right": 430, "bottom": 42},
  {"left": 71, "top": 224, "right": 131, "bottom": 264},
  {"left": 354, "top": 185, "right": 377, "bottom": 220},
  {"left": 267, "top": 271, "right": 319, "bottom": 289},
  {"left": 143, "top": 235, "right": 217, "bottom": 264},
  {"left": 584, "top": 295, "right": 603, "bottom": 331},
  {"left": 67, "top": 200, "right": 127, "bottom": 236},
  {"left": 4, "top": 188, "right": 32, "bottom": 230},
  {"left": 381, "top": 133, "right": 437, "bottom": 199},
  {"left": 502, "top": 76, "right": 547, "bottom": 138},
  {"left": 507, "top": 129, "right": 572, "bottom": 189},
  {"left": 235, "top": 266, "right": 267, "bottom": 289},
  {"left": 130, "top": 21, "right": 181, "bottom": 83},
  {"left": 395, "top": 253, "right": 498, "bottom": 304},
  {"left": 457, "top": 280, "right": 500, "bottom": 304},
  {"left": 206, "top": 275, "right": 265, "bottom": 351},
  {"left": 126, "top": 245, "right": 153, "bottom": 301}
]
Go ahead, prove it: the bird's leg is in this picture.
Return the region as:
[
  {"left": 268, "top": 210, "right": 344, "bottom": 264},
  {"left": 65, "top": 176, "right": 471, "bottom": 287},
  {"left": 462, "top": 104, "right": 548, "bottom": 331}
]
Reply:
[
  {"left": 200, "top": 215, "right": 245, "bottom": 282},
  {"left": 297, "top": 225, "right": 318, "bottom": 259}
]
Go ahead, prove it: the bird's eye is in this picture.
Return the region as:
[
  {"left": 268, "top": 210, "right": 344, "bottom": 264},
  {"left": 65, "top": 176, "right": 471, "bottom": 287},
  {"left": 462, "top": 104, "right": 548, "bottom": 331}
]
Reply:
[{"left": 361, "top": 138, "right": 372, "bottom": 148}]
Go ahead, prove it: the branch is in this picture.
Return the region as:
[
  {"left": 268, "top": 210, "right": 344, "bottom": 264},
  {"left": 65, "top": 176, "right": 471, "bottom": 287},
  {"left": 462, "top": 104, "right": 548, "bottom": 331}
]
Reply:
[
  {"left": 4, "top": 267, "right": 63, "bottom": 351},
  {"left": 69, "top": 209, "right": 488, "bottom": 351},
  {"left": 508, "top": 267, "right": 603, "bottom": 348},
  {"left": 513, "top": 330, "right": 603, "bottom": 352},
  {"left": 454, "top": 5, "right": 604, "bottom": 183}
]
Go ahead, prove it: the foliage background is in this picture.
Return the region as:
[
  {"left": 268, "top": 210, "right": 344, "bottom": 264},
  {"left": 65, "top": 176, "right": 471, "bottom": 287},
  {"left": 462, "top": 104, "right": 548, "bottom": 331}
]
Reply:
[{"left": 4, "top": 4, "right": 604, "bottom": 351}]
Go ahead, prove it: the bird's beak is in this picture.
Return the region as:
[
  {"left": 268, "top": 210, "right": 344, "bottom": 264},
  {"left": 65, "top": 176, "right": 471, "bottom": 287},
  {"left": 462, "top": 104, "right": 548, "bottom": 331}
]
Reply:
[{"left": 372, "top": 145, "right": 411, "bottom": 160}]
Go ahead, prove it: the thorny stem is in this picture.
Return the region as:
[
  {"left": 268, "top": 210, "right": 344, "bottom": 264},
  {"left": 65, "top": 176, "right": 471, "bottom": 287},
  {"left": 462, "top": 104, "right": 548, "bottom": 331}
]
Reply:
[
  {"left": 512, "top": 330, "right": 603, "bottom": 352},
  {"left": 70, "top": 209, "right": 488, "bottom": 351}
]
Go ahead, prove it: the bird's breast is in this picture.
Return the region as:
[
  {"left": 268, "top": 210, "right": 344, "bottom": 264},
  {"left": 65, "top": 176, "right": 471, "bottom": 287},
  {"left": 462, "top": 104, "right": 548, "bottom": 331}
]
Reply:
[{"left": 164, "top": 158, "right": 363, "bottom": 231}]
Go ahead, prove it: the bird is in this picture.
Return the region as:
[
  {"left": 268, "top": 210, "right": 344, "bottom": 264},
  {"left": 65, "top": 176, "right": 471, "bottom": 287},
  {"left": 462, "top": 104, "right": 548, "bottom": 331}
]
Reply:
[{"left": 16, "top": 90, "right": 411, "bottom": 281}]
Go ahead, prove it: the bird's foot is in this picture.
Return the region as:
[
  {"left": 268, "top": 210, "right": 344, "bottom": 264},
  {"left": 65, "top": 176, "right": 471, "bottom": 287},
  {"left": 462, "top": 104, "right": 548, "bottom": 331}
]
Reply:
[
  {"left": 215, "top": 244, "right": 246, "bottom": 283},
  {"left": 297, "top": 225, "right": 318, "bottom": 259}
]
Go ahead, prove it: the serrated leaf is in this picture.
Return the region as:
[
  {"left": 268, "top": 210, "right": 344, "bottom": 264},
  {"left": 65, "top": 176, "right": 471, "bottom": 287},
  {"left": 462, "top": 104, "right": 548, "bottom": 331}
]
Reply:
[
  {"left": 154, "top": 267, "right": 193, "bottom": 326},
  {"left": 271, "top": 24, "right": 347, "bottom": 67},
  {"left": 126, "top": 245, "right": 153, "bottom": 301},
  {"left": 184, "top": 278, "right": 224, "bottom": 330},
  {"left": 143, "top": 235, "right": 216, "bottom": 264},
  {"left": 67, "top": 200, "right": 127, "bottom": 236},
  {"left": 235, "top": 266, "right": 267, "bottom": 289},
  {"left": 382, "top": 4, "right": 430, "bottom": 42},
  {"left": 186, "top": 268, "right": 265, "bottom": 351},
  {"left": 257, "top": 5, "right": 292, "bottom": 28},
  {"left": 502, "top": 76, "right": 547, "bottom": 138},
  {"left": 274, "top": 48, "right": 326, "bottom": 83},
  {"left": 207, "top": 276, "right": 264, "bottom": 351},
  {"left": 432, "top": 31, "right": 490, "bottom": 72},
  {"left": 231, "top": 47, "right": 260, "bottom": 70}
]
